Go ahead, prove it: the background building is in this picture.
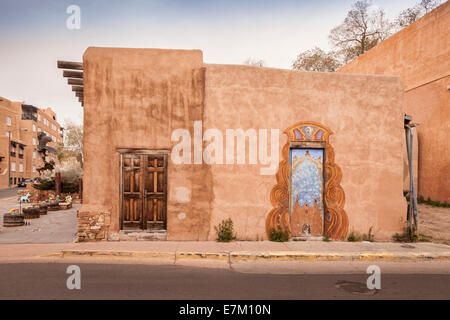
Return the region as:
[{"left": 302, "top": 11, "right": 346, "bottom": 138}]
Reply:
[
  {"left": 0, "top": 96, "right": 63, "bottom": 188},
  {"left": 338, "top": 2, "right": 449, "bottom": 203}
]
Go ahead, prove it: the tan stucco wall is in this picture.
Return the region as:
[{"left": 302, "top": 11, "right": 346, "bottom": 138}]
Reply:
[
  {"left": 82, "top": 47, "right": 407, "bottom": 241},
  {"left": 338, "top": 2, "right": 450, "bottom": 203},
  {"left": 82, "top": 47, "right": 212, "bottom": 240},
  {"left": 203, "top": 65, "right": 407, "bottom": 240}
]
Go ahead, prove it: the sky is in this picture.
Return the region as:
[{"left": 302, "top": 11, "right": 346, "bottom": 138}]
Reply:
[{"left": 0, "top": 0, "right": 421, "bottom": 125}]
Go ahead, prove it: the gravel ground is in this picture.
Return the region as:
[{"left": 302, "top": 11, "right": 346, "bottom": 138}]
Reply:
[{"left": 418, "top": 203, "right": 450, "bottom": 245}]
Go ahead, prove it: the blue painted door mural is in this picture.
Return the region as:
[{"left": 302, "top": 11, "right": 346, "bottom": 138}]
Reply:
[{"left": 290, "top": 148, "right": 324, "bottom": 236}]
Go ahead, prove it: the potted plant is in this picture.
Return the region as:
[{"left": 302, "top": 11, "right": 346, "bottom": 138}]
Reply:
[
  {"left": 23, "top": 205, "right": 40, "bottom": 219},
  {"left": 3, "top": 208, "right": 25, "bottom": 227},
  {"left": 38, "top": 201, "right": 48, "bottom": 215},
  {"left": 47, "top": 195, "right": 60, "bottom": 211},
  {"left": 59, "top": 195, "right": 73, "bottom": 210}
]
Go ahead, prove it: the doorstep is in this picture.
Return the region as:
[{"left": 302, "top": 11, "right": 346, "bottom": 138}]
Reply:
[{"left": 114, "top": 230, "right": 168, "bottom": 241}]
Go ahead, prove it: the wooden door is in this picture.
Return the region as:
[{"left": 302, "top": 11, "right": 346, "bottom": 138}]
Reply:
[
  {"left": 120, "top": 152, "right": 168, "bottom": 230},
  {"left": 143, "top": 154, "right": 168, "bottom": 230}
]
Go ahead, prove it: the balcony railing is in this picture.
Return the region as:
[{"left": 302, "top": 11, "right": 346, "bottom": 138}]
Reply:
[
  {"left": 10, "top": 152, "right": 16, "bottom": 157},
  {"left": 22, "top": 113, "right": 38, "bottom": 121},
  {"left": 18, "top": 154, "right": 23, "bottom": 159}
]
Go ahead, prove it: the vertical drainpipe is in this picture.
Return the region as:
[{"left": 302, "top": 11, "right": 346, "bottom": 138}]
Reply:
[{"left": 404, "top": 114, "right": 419, "bottom": 232}]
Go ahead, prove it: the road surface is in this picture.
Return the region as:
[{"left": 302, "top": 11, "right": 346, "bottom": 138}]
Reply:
[{"left": 1, "top": 261, "right": 449, "bottom": 299}]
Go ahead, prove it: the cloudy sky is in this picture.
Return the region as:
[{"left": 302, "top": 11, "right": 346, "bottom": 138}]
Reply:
[{"left": 0, "top": 0, "right": 420, "bottom": 125}]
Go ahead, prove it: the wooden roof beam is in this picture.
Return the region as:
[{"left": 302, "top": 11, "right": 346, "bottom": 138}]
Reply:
[
  {"left": 72, "top": 86, "right": 84, "bottom": 92},
  {"left": 68, "top": 78, "right": 83, "bottom": 85},
  {"left": 63, "top": 70, "right": 83, "bottom": 79},
  {"left": 75, "top": 92, "right": 84, "bottom": 98},
  {"left": 57, "top": 61, "right": 83, "bottom": 70}
]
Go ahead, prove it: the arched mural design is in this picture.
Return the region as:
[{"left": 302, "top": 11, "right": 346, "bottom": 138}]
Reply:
[{"left": 265, "top": 121, "right": 348, "bottom": 240}]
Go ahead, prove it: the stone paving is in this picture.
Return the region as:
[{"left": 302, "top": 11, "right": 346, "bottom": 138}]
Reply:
[{"left": 0, "top": 194, "right": 78, "bottom": 243}]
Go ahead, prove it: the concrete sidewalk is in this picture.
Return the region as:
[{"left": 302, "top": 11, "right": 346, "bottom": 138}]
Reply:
[{"left": 0, "top": 241, "right": 449, "bottom": 263}]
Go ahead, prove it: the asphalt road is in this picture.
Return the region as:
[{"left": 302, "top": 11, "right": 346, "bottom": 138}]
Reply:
[
  {"left": 1, "top": 263, "right": 449, "bottom": 299},
  {"left": 0, "top": 187, "right": 19, "bottom": 200}
]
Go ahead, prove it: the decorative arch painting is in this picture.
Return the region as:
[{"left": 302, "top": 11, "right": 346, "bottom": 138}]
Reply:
[{"left": 265, "top": 121, "right": 348, "bottom": 240}]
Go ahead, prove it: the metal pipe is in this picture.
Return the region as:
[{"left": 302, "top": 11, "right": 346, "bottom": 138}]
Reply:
[{"left": 405, "top": 119, "right": 419, "bottom": 232}]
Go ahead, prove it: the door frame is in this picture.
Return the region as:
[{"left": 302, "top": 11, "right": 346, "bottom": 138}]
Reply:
[
  {"left": 118, "top": 148, "right": 169, "bottom": 231},
  {"left": 265, "top": 121, "right": 349, "bottom": 240}
]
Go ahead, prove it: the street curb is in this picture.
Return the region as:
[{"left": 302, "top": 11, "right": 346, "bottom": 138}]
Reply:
[{"left": 42, "top": 250, "right": 450, "bottom": 262}]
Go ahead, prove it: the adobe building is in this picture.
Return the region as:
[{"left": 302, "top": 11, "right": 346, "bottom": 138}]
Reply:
[
  {"left": 0, "top": 96, "right": 63, "bottom": 188},
  {"left": 339, "top": 1, "right": 449, "bottom": 203},
  {"left": 65, "top": 46, "right": 409, "bottom": 242}
]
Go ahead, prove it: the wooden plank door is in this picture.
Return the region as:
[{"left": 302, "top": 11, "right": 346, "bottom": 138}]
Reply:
[
  {"left": 143, "top": 154, "right": 168, "bottom": 230},
  {"left": 120, "top": 152, "right": 168, "bottom": 231},
  {"left": 121, "top": 153, "right": 144, "bottom": 230}
]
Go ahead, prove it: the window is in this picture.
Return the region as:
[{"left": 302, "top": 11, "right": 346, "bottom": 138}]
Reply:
[
  {"left": 33, "top": 124, "right": 36, "bottom": 132},
  {"left": 10, "top": 145, "right": 15, "bottom": 153},
  {"left": 11, "top": 162, "right": 16, "bottom": 172},
  {"left": 33, "top": 151, "right": 36, "bottom": 159},
  {"left": 32, "top": 165, "right": 36, "bottom": 173},
  {"left": 38, "top": 114, "right": 41, "bottom": 121},
  {"left": 19, "top": 163, "right": 23, "bottom": 172},
  {"left": 52, "top": 124, "right": 56, "bottom": 131},
  {"left": 33, "top": 138, "right": 36, "bottom": 145},
  {"left": 52, "top": 135, "right": 56, "bottom": 142},
  {"left": 5, "top": 132, "right": 9, "bottom": 137},
  {"left": 38, "top": 127, "right": 41, "bottom": 132},
  {"left": 44, "top": 118, "right": 49, "bottom": 126},
  {"left": 6, "top": 116, "right": 11, "bottom": 126}
]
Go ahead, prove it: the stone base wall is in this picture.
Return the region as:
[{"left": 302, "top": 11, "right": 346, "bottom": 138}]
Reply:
[{"left": 77, "top": 211, "right": 111, "bottom": 242}]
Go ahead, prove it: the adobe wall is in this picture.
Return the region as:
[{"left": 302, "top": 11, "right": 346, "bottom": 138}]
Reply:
[
  {"left": 82, "top": 47, "right": 212, "bottom": 241},
  {"left": 82, "top": 47, "right": 407, "bottom": 241},
  {"left": 203, "top": 65, "right": 407, "bottom": 240},
  {"left": 338, "top": 2, "right": 450, "bottom": 203}
]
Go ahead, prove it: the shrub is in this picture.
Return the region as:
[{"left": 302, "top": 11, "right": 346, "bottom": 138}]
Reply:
[
  {"left": 214, "top": 218, "right": 235, "bottom": 242},
  {"left": 32, "top": 180, "right": 55, "bottom": 191},
  {"left": 61, "top": 182, "right": 79, "bottom": 193},
  {"left": 269, "top": 228, "right": 289, "bottom": 242},
  {"left": 392, "top": 228, "right": 432, "bottom": 243},
  {"left": 347, "top": 230, "right": 362, "bottom": 242},
  {"left": 362, "top": 227, "right": 375, "bottom": 242}
]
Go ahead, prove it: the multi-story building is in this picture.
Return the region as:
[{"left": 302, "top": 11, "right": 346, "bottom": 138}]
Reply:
[{"left": 0, "top": 96, "right": 63, "bottom": 189}]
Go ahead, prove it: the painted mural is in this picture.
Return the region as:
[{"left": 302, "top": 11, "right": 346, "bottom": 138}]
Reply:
[
  {"left": 265, "top": 121, "right": 348, "bottom": 240},
  {"left": 290, "top": 149, "right": 324, "bottom": 236}
]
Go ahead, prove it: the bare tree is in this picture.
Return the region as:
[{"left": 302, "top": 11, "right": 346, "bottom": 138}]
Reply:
[
  {"left": 243, "top": 58, "right": 266, "bottom": 67},
  {"left": 292, "top": 47, "right": 342, "bottom": 72},
  {"left": 420, "top": 0, "right": 442, "bottom": 13},
  {"left": 329, "top": 0, "right": 394, "bottom": 63},
  {"left": 62, "top": 119, "right": 83, "bottom": 166},
  {"left": 396, "top": 0, "right": 443, "bottom": 28}
]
